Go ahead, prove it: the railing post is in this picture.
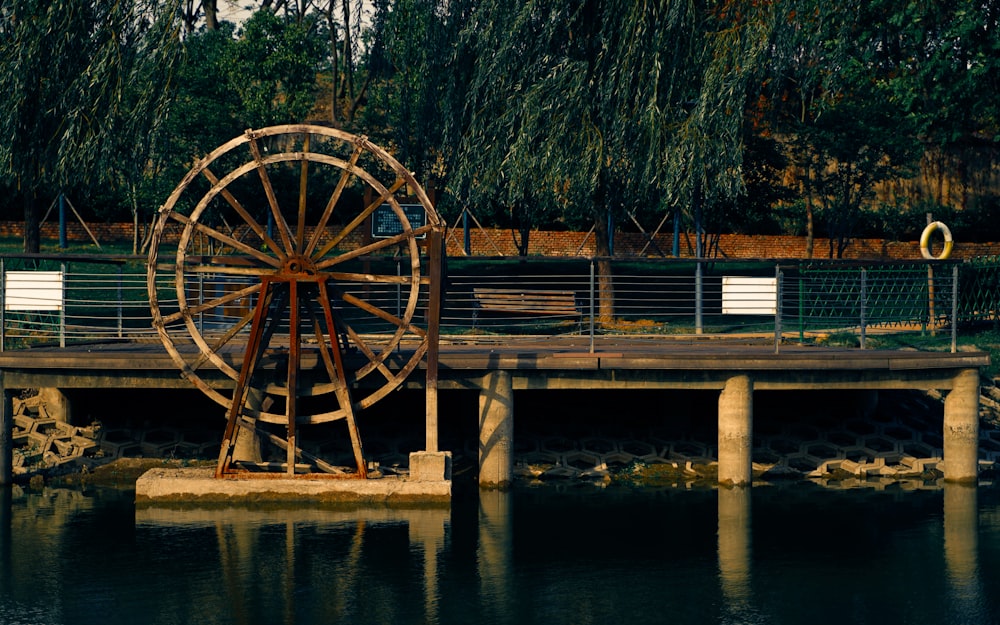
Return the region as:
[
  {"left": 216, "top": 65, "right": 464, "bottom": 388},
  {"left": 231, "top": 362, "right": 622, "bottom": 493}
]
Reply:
[
  {"left": 951, "top": 264, "right": 959, "bottom": 353},
  {"left": 928, "top": 261, "right": 937, "bottom": 336},
  {"left": 463, "top": 210, "right": 471, "bottom": 256},
  {"left": 859, "top": 268, "right": 867, "bottom": 350},
  {"left": 588, "top": 257, "right": 595, "bottom": 353},
  {"left": 117, "top": 265, "right": 124, "bottom": 339},
  {"left": 60, "top": 262, "right": 66, "bottom": 348},
  {"left": 798, "top": 264, "right": 804, "bottom": 344},
  {"left": 1, "top": 258, "right": 5, "bottom": 352},
  {"left": 695, "top": 259, "right": 703, "bottom": 335},
  {"left": 774, "top": 265, "right": 782, "bottom": 354},
  {"left": 197, "top": 272, "right": 204, "bottom": 336}
]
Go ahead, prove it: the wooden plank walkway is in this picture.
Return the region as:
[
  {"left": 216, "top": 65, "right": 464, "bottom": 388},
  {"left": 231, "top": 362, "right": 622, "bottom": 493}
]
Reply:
[{"left": 0, "top": 337, "right": 986, "bottom": 391}]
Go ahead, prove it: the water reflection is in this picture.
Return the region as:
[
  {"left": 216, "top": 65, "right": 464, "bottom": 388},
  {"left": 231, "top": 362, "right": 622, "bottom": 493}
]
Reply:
[
  {"left": 944, "top": 484, "right": 986, "bottom": 621},
  {"left": 717, "top": 487, "right": 753, "bottom": 620},
  {"left": 136, "top": 504, "right": 451, "bottom": 625},
  {"left": 477, "top": 490, "right": 512, "bottom": 624},
  {"left": 1, "top": 483, "right": 999, "bottom": 624}
]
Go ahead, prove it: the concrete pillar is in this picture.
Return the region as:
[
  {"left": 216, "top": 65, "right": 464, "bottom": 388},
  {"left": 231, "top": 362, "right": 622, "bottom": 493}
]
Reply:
[
  {"left": 853, "top": 389, "right": 879, "bottom": 419},
  {"left": 37, "top": 388, "right": 71, "bottom": 423},
  {"left": 233, "top": 389, "right": 263, "bottom": 464},
  {"left": 479, "top": 370, "right": 514, "bottom": 489},
  {"left": 718, "top": 375, "right": 753, "bottom": 487},
  {"left": 943, "top": 368, "right": 980, "bottom": 483}
]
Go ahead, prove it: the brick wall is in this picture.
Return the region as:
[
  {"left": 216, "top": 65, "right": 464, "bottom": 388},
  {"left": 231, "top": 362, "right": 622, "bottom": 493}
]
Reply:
[
  {"left": 443, "top": 227, "right": 1000, "bottom": 260},
  {"left": 5, "top": 221, "right": 998, "bottom": 260}
]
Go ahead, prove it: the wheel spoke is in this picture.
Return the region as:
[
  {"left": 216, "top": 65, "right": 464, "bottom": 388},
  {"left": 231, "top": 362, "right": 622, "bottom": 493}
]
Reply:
[
  {"left": 312, "top": 177, "right": 407, "bottom": 260},
  {"left": 304, "top": 142, "right": 365, "bottom": 257},
  {"left": 247, "top": 132, "right": 295, "bottom": 255},
  {"left": 295, "top": 133, "right": 310, "bottom": 253},
  {"left": 315, "top": 224, "right": 437, "bottom": 270},
  {"left": 162, "top": 281, "right": 261, "bottom": 325},
  {"left": 183, "top": 264, "right": 277, "bottom": 277},
  {"left": 343, "top": 324, "right": 397, "bottom": 384},
  {"left": 169, "top": 212, "right": 281, "bottom": 268},
  {"left": 202, "top": 167, "right": 283, "bottom": 254},
  {"left": 357, "top": 341, "right": 428, "bottom": 411},
  {"left": 328, "top": 271, "right": 430, "bottom": 286},
  {"left": 340, "top": 291, "right": 427, "bottom": 338},
  {"left": 304, "top": 302, "right": 345, "bottom": 392},
  {"left": 188, "top": 308, "right": 255, "bottom": 374}
]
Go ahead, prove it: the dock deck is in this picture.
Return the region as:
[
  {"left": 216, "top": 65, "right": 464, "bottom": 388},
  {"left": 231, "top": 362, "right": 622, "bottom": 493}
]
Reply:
[{"left": 0, "top": 337, "right": 990, "bottom": 491}]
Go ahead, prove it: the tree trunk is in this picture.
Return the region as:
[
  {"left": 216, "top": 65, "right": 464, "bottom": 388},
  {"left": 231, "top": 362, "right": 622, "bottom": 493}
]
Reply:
[
  {"left": 128, "top": 181, "right": 140, "bottom": 255},
  {"left": 804, "top": 162, "right": 815, "bottom": 259},
  {"left": 23, "top": 191, "right": 40, "bottom": 254},
  {"left": 327, "top": 2, "right": 339, "bottom": 124},
  {"left": 594, "top": 211, "right": 615, "bottom": 325},
  {"left": 204, "top": 0, "right": 218, "bottom": 30}
]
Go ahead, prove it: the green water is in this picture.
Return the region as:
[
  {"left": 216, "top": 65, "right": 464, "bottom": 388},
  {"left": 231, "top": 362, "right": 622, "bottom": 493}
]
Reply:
[{"left": 1, "top": 482, "right": 998, "bottom": 625}]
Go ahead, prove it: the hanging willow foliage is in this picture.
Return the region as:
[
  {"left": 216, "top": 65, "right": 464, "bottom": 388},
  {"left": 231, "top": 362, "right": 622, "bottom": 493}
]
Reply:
[
  {"left": 0, "top": 0, "right": 182, "bottom": 251},
  {"left": 448, "top": 0, "right": 778, "bottom": 239}
]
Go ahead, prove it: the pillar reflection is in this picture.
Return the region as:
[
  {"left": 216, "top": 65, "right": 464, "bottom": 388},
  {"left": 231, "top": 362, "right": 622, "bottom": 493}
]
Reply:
[
  {"left": 717, "top": 486, "right": 753, "bottom": 619},
  {"left": 943, "top": 483, "right": 984, "bottom": 619},
  {"left": 408, "top": 507, "right": 450, "bottom": 623},
  {"left": 0, "top": 486, "right": 11, "bottom": 595},
  {"left": 478, "top": 489, "right": 513, "bottom": 624}
]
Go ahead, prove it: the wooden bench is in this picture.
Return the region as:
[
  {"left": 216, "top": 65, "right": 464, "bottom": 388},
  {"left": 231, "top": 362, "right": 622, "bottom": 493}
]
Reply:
[{"left": 471, "top": 287, "right": 581, "bottom": 329}]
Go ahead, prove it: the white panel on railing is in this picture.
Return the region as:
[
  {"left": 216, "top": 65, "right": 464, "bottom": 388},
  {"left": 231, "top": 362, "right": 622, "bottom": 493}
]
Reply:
[
  {"left": 4, "top": 271, "right": 64, "bottom": 311},
  {"left": 722, "top": 276, "right": 776, "bottom": 315}
]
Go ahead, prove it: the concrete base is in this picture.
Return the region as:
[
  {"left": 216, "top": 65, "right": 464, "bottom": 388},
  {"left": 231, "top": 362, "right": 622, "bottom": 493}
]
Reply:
[
  {"left": 410, "top": 451, "right": 452, "bottom": 482},
  {"left": 135, "top": 468, "right": 451, "bottom": 504}
]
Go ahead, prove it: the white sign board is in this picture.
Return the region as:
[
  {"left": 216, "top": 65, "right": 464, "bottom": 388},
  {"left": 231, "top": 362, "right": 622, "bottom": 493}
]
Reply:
[
  {"left": 722, "top": 276, "right": 776, "bottom": 315},
  {"left": 4, "top": 271, "right": 64, "bottom": 311}
]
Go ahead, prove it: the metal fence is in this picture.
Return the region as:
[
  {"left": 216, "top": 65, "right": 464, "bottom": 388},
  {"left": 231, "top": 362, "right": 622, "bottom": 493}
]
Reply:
[{"left": 3, "top": 255, "right": 999, "bottom": 353}]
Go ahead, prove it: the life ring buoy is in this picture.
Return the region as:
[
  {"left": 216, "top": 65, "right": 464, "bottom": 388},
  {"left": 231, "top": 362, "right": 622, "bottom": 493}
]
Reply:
[{"left": 920, "top": 221, "right": 953, "bottom": 260}]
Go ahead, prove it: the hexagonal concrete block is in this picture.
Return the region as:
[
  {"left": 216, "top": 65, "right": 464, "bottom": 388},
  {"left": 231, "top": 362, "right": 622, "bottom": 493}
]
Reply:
[
  {"left": 863, "top": 436, "right": 897, "bottom": 454},
  {"left": 580, "top": 437, "right": 617, "bottom": 455},
  {"left": 621, "top": 440, "right": 657, "bottom": 461},
  {"left": 541, "top": 436, "right": 577, "bottom": 454},
  {"left": 825, "top": 430, "right": 858, "bottom": 447},
  {"left": 562, "top": 450, "right": 601, "bottom": 472},
  {"left": 806, "top": 443, "right": 841, "bottom": 461},
  {"left": 141, "top": 428, "right": 182, "bottom": 456},
  {"left": 844, "top": 420, "right": 877, "bottom": 436},
  {"left": 670, "top": 441, "right": 709, "bottom": 460},
  {"left": 521, "top": 450, "right": 560, "bottom": 468},
  {"left": 99, "top": 429, "right": 141, "bottom": 458},
  {"left": 882, "top": 425, "right": 914, "bottom": 441}
]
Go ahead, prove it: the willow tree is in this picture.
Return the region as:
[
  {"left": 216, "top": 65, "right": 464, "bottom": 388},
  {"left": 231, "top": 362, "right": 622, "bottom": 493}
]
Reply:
[
  {"left": 363, "top": 0, "right": 460, "bottom": 184},
  {"left": 447, "top": 0, "right": 775, "bottom": 321},
  {"left": 0, "top": 1, "right": 181, "bottom": 253}
]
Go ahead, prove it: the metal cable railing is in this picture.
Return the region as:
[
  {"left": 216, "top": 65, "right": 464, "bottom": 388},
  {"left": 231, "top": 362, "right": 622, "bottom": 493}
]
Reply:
[{"left": 2, "top": 255, "right": 997, "bottom": 352}]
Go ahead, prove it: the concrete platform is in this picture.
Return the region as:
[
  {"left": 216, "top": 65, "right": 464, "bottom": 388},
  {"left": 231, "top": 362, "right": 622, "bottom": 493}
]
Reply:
[{"left": 135, "top": 468, "right": 451, "bottom": 504}]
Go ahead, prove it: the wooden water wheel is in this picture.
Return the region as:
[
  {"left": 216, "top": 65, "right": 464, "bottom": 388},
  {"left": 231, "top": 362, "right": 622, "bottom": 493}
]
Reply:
[{"left": 146, "top": 125, "right": 444, "bottom": 478}]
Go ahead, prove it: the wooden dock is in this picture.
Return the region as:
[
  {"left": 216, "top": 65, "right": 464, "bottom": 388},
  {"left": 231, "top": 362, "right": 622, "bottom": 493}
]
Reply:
[{"left": 0, "top": 336, "right": 990, "bottom": 488}]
